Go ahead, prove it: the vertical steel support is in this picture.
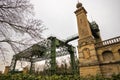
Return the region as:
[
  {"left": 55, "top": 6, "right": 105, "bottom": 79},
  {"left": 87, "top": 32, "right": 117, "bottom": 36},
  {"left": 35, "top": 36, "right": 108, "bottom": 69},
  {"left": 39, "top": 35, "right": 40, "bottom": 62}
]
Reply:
[
  {"left": 29, "top": 57, "right": 35, "bottom": 74},
  {"left": 11, "top": 55, "right": 17, "bottom": 72},
  {"left": 68, "top": 46, "right": 76, "bottom": 74},
  {"left": 29, "top": 61, "right": 33, "bottom": 74},
  {"left": 49, "top": 37, "right": 56, "bottom": 75},
  {"left": 13, "top": 59, "right": 17, "bottom": 72}
]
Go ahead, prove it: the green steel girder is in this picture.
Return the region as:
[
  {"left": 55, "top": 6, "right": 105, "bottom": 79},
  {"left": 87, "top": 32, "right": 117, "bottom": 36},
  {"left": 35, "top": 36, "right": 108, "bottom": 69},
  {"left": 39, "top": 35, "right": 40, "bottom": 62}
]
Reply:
[
  {"left": 68, "top": 45, "right": 76, "bottom": 74},
  {"left": 10, "top": 55, "right": 17, "bottom": 72},
  {"left": 48, "top": 37, "right": 57, "bottom": 75},
  {"left": 48, "top": 36, "right": 76, "bottom": 75}
]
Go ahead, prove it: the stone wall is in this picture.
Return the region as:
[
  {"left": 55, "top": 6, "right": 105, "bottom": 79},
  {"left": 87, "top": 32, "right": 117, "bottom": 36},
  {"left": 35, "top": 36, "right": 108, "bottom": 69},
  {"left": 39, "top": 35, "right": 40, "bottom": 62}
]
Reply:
[
  {"left": 79, "top": 38, "right": 120, "bottom": 77},
  {"left": 96, "top": 42, "right": 120, "bottom": 77},
  {"left": 80, "top": 65, "right": 101, "bottom": 77},
  {"left": 100, "top": 64, "right": 120, "bottom": 77}
]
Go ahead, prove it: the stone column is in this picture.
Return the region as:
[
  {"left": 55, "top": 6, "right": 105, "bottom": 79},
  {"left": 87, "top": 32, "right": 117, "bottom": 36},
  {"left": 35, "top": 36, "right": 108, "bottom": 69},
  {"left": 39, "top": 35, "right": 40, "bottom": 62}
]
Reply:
[
  {"left": 23, "top": 66, "right": 28, "bottom": 74},
  {"left": 4, "top": 66, "right": 10, "bottom": 75}
]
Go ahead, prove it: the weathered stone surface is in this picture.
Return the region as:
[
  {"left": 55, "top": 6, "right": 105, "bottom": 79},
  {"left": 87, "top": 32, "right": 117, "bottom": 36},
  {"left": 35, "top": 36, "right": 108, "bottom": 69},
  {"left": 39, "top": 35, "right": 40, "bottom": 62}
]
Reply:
[
  {"left": 75, "top": 2, "right": 120, "bottom": 77},
  {"left": 4, "top": 66, "right": 10, "bottom": 75}
]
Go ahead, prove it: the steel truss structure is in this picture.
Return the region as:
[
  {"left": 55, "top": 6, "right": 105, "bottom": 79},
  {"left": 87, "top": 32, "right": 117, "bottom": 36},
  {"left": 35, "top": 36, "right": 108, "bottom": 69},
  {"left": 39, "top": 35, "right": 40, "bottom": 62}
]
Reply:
[{"left": 10, "top": 36, "right": 78, "bottom": 75}]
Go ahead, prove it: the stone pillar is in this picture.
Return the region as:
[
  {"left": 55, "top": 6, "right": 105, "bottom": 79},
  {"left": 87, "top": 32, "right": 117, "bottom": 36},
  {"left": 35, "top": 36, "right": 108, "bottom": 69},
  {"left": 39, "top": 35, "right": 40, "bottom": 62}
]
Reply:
[
  {"left": 75, "top": 2, "right": 101, "bottom": 77},
  {"left": 0, "top": 71, "right": 2, "bottom": 75},
  {"left": 4, "top": 66, "right": 10, "bottom": 75},
  {"left": 23, "top": 66, "right": 28, "bottom": 74}
]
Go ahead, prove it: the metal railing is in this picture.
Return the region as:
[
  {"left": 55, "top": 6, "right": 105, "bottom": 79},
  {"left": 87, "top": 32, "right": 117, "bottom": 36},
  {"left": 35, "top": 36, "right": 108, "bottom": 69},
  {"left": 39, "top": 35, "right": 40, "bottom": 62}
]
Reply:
[{"left": 95, "top": 36, "right": 120, "bottom": 48}]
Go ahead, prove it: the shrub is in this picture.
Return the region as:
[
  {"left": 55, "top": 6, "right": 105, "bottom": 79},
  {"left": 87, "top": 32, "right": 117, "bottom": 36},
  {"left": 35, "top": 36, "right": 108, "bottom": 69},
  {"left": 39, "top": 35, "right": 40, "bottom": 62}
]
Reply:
[{"left": 0, "top": 73, "right": 120, "bottom": 80}]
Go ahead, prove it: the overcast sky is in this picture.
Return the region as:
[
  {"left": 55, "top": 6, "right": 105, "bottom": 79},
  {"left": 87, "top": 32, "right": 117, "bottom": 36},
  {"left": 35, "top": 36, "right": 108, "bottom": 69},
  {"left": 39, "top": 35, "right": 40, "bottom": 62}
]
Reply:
[
  {"left": 31, "top": 0, "right": 120, "bottom": 41},
  {"left": 0, "top": 0, "right": 120, "bottom": 72}
]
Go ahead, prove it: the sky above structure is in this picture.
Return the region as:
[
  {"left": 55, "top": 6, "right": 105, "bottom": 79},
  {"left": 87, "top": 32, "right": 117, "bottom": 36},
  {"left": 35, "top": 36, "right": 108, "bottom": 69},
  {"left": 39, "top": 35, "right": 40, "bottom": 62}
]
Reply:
[
  {"left": 31, "top": 0, "right": 120, "bottom": 41},
  {"left": 0, "top": 0, "right": 120, "bottom": 72}
]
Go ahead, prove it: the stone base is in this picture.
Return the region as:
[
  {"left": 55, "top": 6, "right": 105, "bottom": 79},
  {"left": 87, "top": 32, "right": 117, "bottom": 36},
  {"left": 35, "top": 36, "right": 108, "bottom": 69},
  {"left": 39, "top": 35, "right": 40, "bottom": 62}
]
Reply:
[
  {"left": 4, "top": 66, "right": 10, "bottom": 75},
  {"left": 80, "top": 65, "right": 101, "bottom": 77},
  {"left": 100, "top": 63, "right": 120, "bottom": 77}
]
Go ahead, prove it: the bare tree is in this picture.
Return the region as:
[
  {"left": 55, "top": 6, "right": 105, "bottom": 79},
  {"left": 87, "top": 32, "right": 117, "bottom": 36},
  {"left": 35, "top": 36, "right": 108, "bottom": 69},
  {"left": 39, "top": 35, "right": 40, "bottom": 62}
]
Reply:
[{"left": 0, "top": 0, "right": 45, "bottom": 65}]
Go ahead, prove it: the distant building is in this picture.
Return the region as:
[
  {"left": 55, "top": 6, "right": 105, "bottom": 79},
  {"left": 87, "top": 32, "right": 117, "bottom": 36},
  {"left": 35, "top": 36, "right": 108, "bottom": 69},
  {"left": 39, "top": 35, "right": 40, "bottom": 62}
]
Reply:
[{"left": 75, "top": 2, "right": 120, "bottom": 77}]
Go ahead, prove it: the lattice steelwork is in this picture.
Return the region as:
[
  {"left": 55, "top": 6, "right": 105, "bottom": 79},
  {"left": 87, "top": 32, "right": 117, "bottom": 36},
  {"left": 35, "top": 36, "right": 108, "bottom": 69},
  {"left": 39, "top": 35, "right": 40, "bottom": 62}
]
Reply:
[{"left": 10, "top": 36, "right": 77, "bottom": 75}]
